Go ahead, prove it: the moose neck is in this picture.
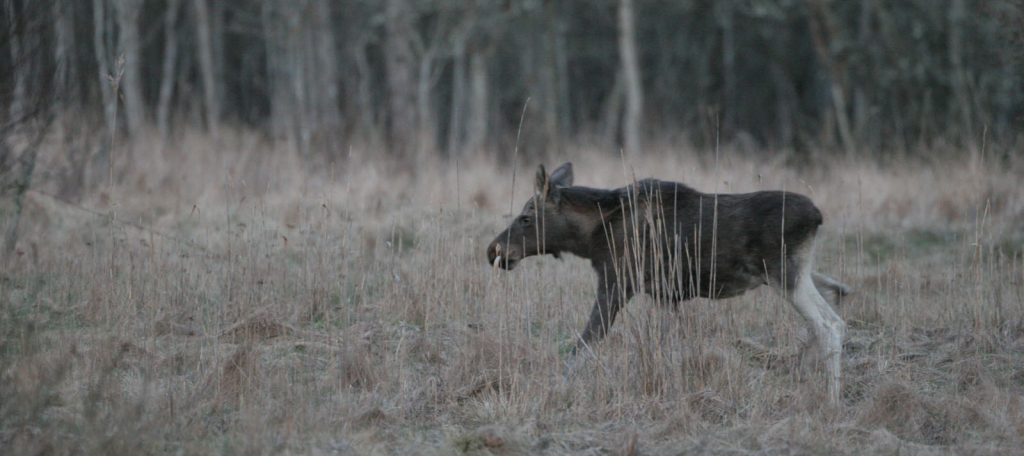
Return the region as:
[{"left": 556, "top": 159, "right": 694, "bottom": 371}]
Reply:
[{"left": 556, "top": 186, "right": 624, "bottom": 261}]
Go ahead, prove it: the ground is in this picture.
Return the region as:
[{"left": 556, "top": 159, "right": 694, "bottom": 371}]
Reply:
[{"left": 2, "top": 136, "right": 1023, "bottom": 454}]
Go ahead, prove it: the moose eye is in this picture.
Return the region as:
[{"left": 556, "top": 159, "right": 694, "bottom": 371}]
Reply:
[{"left": 519, "top": 215, "right": 533, "bottom": 225}]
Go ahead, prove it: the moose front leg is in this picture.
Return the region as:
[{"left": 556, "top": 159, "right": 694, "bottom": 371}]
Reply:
[{"left": 573, "top": 282, "right": 631, "bottom": 354}]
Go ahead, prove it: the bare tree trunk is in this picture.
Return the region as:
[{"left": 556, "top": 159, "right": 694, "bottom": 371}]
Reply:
[
  {"left": 384, "top": 0, "right": 418, "bottom": 158},
  {"left": 446, "top": 39, "right": 467, "bottom": 157},
  {"left": 805, "top": 0, "right": 856, "bottom": 156},
  {"left": 465, "top": 50, "right": 489, "bottom": 155},
  {"left": 618, "top": 0, "right": 644, "bottom": 154},
  {"left": 262, "top": 0, "right": 340, "bottom": 157},
  {"left": 528, "top": 3, "right": 561, "bottom": 155},
  {"left": 1, "top": 132, "right": 43, "bottom": 255},
  {"left": 262, "top": 1, "right": 289, "bottom": 141},
  {"left": 211, "top": 1, "right": 226, "bottom": 117},
  {"left": 52, "top": 0, "right": 80, "bottom": 197},
  {"left": 51, "top": 0, "right": 87, "bottom": 198},
  {"left": 555, "top": 17, "right": 571, "bottom": 141},
  {"left": 717, "top": 0, "right": 737, "bottom": 135},
  {"left": 53, "top": 0, "right": 79, "bottom": 112},
  {"left": 311, "top": 0, "right": 341, "bottom": 147},
  {"left": 6, "top": 0, "right": 26, "bottom": 121},
  {"left": 948, "top": 0, "right": 973, "bottom": 140},
  {"left": 415, "top": 57, "right": 432, "bottom": 154},
  {"left": 539, "top": 3, "right": 561, "bottom": 155},
  {"left": 771, "top": 63, "right": 797, "bottom": 150},
  {"left": 113, "top": 0, "right": 145, "bottom": 136},
  {"left": 352, "top": 35, "right": 379, "bottom": 144},
  {"left": 288, "top": 5, "right": 309, "bottom": 157},
  {"left": 193, "top": 0, "right": 220, "bottom": 137},
  {"left": 416, "top": 52, "right": 437, "bottom": 156},
  {"left": 600, "top": 70, "right": 624, "bottom": 146},
  {"left": 92, "top": 0, "right": 116, "bottom": 146},
  {"left": 157, "top": 0, "right": 182, "bottom": 140},
  {"left": 852, "top": 0, "right": 871, "bottom": 141},
  {"left": 263, "top": 1, "right": 301, "bottom": 152},
  {"left": 1, "top": 1, "right": 27, "bottom": 254}
]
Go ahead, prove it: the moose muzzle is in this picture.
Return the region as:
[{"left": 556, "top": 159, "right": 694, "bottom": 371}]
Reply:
[{"left": 487, "top": 241, "right": 521, "bottom": 270}]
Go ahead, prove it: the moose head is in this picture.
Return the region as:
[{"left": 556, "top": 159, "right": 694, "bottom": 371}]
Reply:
[{"left": 486, "top": 162, "right": 577, "bottom": 270}]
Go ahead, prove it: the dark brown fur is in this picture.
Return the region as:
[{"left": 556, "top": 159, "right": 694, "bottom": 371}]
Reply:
[{"left": 488, "top": 163, "right": 840, "bottom": 352}]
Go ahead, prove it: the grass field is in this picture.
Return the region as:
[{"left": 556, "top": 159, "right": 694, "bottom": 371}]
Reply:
[{"left": 3, "top": 133, "right": 1024, "bottom": 454}]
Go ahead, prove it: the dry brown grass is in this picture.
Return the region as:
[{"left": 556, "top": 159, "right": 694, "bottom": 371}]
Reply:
[{"left": 2, "top": 130, "right": 1023, "bottom": 454}]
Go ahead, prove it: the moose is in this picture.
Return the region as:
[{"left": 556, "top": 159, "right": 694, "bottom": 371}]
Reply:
[{"left": 487, "top": 163, "right": 849, "bottom": 403}]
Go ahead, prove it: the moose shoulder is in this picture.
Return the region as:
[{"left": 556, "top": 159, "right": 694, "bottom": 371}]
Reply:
[{"left": 487, "top": 162, "right": 850, "bottom": 404}]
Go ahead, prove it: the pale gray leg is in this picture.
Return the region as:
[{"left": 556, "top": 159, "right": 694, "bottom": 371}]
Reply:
[
  {"left": 812, "top": 272, "right": 851, "bottom": 306},
  {"left": 790, "top": 271, "right": 847, "bottom": 404}
]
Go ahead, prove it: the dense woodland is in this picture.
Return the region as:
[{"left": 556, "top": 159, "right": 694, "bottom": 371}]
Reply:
[{"left": 1, "top": 0, "right": 1022, "bottom": 162}]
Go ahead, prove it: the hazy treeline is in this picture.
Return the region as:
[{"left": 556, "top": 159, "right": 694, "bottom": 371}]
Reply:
[{"left": 2, "top": 0, "right": 1022, "bottom": 159}]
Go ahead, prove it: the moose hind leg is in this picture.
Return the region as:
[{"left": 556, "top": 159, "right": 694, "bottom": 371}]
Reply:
[
  {"left": 812, "top": 272, "right": 852, "bottom": 307},
  {"left": 789, "top": 269, "right": 846, "bottom": 404}
]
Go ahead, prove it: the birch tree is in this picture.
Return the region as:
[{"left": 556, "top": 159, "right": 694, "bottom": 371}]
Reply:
[
  {"left": 805, "top": 0, "right": 856, "bottom": 155},
  {"left": 92, "top": 0, "right": 117, "bottom": 146},
  {"left": 465, "top": 47, "right": 489, "bottom": 155},
  {"left": 113, "top": 0, "right": 145, "bottom": 136},
  {"left": 384, "top": 0, "right": 418, "bottom": 157},
  {"left": 193, "top": 0, "right": 220, "bottom": 137},
  {"left": 157, "top": 0, "right": 182, "bottom": 140},
  {"left": 53, "top": 0, "right": 79, "bottom": 113},
  {"left": 618, "top": 0, "right": 643, "bottom": 154},
  {"left": 6, "top": 0, "right": 26, "bottom": 122}
]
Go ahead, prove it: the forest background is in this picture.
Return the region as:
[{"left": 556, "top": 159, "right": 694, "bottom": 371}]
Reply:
[{"left": 2, "top": 1, "right": 1024, "bottom": 454}]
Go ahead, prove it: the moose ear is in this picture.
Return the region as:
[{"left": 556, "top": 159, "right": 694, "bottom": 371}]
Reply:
[
  {"left": 535, "top": 164, "right": 549, "bottom": 197},
  {"left": 548, "top": 162, "right": 574, "bottom": 188}
]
